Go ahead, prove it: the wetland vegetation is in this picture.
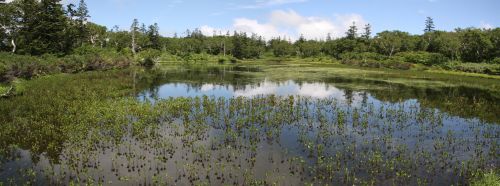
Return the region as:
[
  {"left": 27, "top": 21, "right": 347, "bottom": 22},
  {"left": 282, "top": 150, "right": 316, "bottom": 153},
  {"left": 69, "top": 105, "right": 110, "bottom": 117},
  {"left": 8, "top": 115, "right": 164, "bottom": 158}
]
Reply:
[
  {"left": 0, "top": 65, "right": 499, "bottom": 185},
  {"left": 1, "top": 0, "right": 499, "bottom": 185}
]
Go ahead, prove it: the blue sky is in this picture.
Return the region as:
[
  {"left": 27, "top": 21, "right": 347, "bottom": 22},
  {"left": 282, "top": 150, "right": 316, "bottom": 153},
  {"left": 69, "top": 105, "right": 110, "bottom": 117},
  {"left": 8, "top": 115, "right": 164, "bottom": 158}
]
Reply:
[{"left": 65, "top": 0, "right": 499, "bottom": 39}]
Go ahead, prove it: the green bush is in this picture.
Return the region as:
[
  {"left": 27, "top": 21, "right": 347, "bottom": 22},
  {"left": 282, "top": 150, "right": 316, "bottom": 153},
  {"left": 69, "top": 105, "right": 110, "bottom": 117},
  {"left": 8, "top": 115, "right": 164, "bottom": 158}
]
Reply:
[
  {"left": 159, "top": 53, "right": 182, "bottom": 62},
  {"left": 491, "top": 57, "right": 500, "bottom": 64},
  {"left": 0, "top": 62, "right": 7, "bottom": 82},
  {"left": 383, "top": 57, "right": 414, "bottom": 70},
  {"left": 137, "top": 49, "right": 162, "bottom": 67},
  {"left": 72, "top": 44, "right": 107, "bottom": 55},
  {"left": 396, "top": 51, "right": 448, "bottom": 66},
  {"left": 470, "top": 171, "right": 500, "bottom": 186},
  {"left": 0, "top": 84, "right": 11, "bottom": 97},
  {"left": 230, "top": 58, "right": 238, "bottom": 64},
  {"left": 218, "top": 58, "right": 226, "bottom": 64},
  {"left": 340, "top": 57, "right": 413, "bottom": 70},
  {"left": 0, "top": 50, "right": 132, "bottom": 83},
  {"left": 442, "top": 62, "right": 500, "bottom": 75},
  {"left": 341, "top": 52, "right": 388, "bottom": 61}
]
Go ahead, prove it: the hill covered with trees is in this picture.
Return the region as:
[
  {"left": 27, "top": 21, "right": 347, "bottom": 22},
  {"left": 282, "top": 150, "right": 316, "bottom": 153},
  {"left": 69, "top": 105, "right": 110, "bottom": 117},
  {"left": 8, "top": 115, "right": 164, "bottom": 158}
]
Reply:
[{"left": 1, "top": 0, "right": 500, "bottom": 83}]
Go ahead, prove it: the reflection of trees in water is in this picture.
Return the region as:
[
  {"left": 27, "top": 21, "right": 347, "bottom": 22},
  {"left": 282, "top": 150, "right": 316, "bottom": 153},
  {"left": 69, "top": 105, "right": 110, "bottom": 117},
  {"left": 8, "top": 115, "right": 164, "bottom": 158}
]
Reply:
[
  {"left": 367, "top": 86, "right": 500, "bottom": 123},
  {"left": 136, "top": 69, "right": 499, "bottom": 123},
  {"left": 136, "top": 67, "right": 257, "bottom": 94},
  {"left": 320, "top": 76, "right": 499, "bottom": 123},
  {"left": 344, "top": 89, "right": 354, "bottom": 106}
]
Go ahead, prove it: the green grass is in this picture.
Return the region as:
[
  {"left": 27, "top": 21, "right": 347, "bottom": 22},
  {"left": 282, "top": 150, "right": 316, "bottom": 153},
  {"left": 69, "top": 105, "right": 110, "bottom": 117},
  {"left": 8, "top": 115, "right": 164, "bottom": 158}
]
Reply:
[
  {"left": 471, "top": 171, "right": 500, "bottom": 186},
  {"left": 0, "top": 84, "right": 10, "bottom": 96}
]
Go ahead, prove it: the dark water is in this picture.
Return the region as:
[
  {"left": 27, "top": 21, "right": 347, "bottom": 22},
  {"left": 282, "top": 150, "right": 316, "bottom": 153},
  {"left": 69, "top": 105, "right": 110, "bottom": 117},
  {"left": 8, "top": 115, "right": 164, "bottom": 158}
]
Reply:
[{"left": 0, "top": 67, "right": 498, "bottom": 185}]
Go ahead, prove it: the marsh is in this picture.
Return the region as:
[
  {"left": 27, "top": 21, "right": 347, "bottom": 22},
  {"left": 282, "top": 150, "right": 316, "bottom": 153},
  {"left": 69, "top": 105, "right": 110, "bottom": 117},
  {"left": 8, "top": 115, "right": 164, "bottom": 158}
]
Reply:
[{"left": 0, "top": 64, "right": 498, "bottom": 185}]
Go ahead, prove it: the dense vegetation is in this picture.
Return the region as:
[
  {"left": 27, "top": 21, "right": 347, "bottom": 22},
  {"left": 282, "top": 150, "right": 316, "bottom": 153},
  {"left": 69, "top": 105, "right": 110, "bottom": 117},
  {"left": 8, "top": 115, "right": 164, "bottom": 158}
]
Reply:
[
  {"left": 0, "top": 67, "right": 498, "bottom": 185},
  {"left": 1, "top": 0, "right": 500, "bottom": 84}
]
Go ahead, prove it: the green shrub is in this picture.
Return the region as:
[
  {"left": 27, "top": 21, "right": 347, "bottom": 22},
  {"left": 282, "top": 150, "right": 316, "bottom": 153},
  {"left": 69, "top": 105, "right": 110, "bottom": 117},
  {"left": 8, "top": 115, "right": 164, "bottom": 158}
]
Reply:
[
  {"left": 383, "top": 58, "right": 414, "bottom": 70},
  {"left": 491, "top": 57, "right": 500, "bottom": 64},
  {"left": 230, "top": 58, "right": 238, "bottom": 64},
  {"left": 218, "top": 58, "right": 226, "bottom": 64},
  {"left": 0, "top": 84, "right": 11, "bottom": 97},
  {"left": 470, "top": 171, "right": 500, "bottom": 186},
  {"left": 341, "top": 52, "right": 388, "bottom": 61},
  {"left": 340, "top": 57, "right": 413, "bottom": 70},
  {"left": 0, "top": 51, "right": 132, "bottom": 83},
  {"left": 396, "top": 51, "right": 448, "bottom": 66},
  {"left": 137, "top": 49, "right": 162, "bottom": 67},
  {"left": 159, "top": 53, "right": 182, "bottom": 62},
  {"left": 0, "top": 62, "right": 7, "bottom": 82},
  {"left": 442, "top": 62, "right": 500, "bottom": 75},
  {"left": 72, "top": 45, "right": 107, "bottom": 55}
]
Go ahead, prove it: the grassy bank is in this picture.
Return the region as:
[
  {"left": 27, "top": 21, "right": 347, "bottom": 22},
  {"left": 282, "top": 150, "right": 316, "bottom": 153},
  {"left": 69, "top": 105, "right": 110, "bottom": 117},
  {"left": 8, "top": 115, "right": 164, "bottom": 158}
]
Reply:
[{"left": 0, "top": 49, "right": 133, "bottom": 82}]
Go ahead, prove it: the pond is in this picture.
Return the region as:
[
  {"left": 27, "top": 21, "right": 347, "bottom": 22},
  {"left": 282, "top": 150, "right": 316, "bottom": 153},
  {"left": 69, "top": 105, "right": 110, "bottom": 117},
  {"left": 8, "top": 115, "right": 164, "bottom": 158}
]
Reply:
[{"left": 0, "top": 66, "right": 498, "bottom": 185}]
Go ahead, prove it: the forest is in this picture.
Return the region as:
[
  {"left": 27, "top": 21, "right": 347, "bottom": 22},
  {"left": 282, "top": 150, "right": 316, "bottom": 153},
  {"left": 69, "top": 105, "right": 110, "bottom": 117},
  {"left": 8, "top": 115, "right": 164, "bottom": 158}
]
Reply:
[{"left": 1, "top": 0, "right": 500, "bottom": 84}]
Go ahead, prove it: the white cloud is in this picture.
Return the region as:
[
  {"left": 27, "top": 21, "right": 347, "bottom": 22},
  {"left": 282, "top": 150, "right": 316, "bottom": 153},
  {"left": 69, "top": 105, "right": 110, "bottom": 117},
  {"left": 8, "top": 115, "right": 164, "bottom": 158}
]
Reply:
[
  {"left": 233, "top": 18, "right": 289, "bottom": 40},
  {"left": 480, "top": 21, "right": 493, "bottom": 30},
  {"left": 199, "top": 25, "right": 219, "bottom": 36},
  {"left": 202, "top": 10, "right": 367, "bottom": 40}
]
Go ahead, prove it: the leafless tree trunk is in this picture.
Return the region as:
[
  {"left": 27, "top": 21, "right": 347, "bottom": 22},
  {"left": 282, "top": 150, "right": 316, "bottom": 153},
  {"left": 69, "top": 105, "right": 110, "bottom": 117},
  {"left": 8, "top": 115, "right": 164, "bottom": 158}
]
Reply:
[
  {"left": 222, "top": 42, "right": 226, "bottom": 56},
  {"left": 131, "top": 31, "right": 136, "bottom": 56},
  {"left": 11, "top": 39, "right": 16, "bottom": 53}
]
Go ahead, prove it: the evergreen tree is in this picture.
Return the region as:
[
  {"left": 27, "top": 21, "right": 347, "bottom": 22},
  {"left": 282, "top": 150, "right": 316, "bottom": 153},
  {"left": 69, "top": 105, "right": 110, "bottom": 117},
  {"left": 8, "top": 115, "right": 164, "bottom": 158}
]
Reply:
[
  {"left": 346, "top": 22, "right": 358, "bottom": 39},
  {"left": 76, "top": 0, "right": 89, "bottom": 46},
  {"left": 147, "top": 23, "right": 161, "bottom": 50},
  {"left": 362, "top": 24, "right": 372, "bottom": 40},
  {"left": 424, "top": 17, "right": 435, "bottom": 33},
  {"left": 17, "top": 0, "right": 39, "bottom": 54},
  {"left": 28, "top": 0, "right": 68, "bottom": 55}
]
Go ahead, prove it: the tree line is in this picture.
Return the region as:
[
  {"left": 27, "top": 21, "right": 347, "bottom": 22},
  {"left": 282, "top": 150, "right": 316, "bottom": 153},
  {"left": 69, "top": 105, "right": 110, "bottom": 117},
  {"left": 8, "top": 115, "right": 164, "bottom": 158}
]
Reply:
[{"left": 1, "top": 0, "right": 499, "bottom": 64}]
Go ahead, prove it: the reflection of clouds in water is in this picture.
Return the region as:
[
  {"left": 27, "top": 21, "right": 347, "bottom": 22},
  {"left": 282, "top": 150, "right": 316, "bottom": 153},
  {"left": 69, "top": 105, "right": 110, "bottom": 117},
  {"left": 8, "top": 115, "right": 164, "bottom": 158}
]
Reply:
[
  {"left": 146, "top": 80, "right": 367, "bottom": 107},
  {"left": 201, "top": 84, "right": 228, "bottom": 92},
  {"left": 200, "top": 84, "right": 215, "bottom": 92},
  {"left": 234, "top": 81, "right": 280, "bottom": 97},
  {"left": 297, "top": 83, "right": 343, "bottom": 99},
  {"left": 232, "top": 80, "right": 346, "bottom": 99}
]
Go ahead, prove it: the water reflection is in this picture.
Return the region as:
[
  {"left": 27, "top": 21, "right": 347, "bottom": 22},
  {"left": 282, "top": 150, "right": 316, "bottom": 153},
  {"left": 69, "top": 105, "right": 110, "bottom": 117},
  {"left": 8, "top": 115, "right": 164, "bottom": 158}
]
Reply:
[
  {"left": 137, "top": 71, "right": 500, "bottom": 124},
  {"left": 140, "top": 80, "right": 357, "bottom": 100}
]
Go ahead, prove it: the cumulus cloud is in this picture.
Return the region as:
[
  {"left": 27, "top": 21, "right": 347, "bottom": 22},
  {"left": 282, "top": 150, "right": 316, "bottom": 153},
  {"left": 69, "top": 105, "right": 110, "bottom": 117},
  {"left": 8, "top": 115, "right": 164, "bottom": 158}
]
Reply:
[
  {"left": 233, "top": 18, "right": 289, "bottom": 39},
  {"left": 201, "top": 10, "right": 367, "bottom": 41},
  {"left": 480, "top": 21, "right": 493, "bottom": 30}
]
